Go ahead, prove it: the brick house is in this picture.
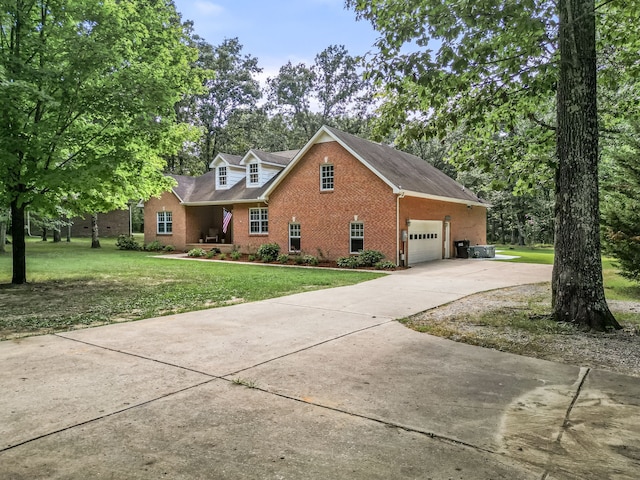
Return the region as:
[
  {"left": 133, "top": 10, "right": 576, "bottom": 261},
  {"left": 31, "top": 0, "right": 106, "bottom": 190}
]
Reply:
[{"left": 144, "top": 126, "right": 488, "bottom": 265}]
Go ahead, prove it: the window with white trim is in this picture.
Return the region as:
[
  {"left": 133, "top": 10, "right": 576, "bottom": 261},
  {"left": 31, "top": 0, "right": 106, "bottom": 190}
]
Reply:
[
  {"left": 289, "top": 223, "right": 300, "bottom": 252},
  {"left": 320, "top": 164, "right": 334, "bottom": 191},
  {"left": 157, "top": 211, "right": 172, "bottom": 234},
  {"left": 249, "top": 207, "right": 268, "bottom": 234},
  {"left": 350, "top": 222, "right": 364, "bottom": 253},
  {"left": 249, "top": 163, "right": 259, "bottom": 185},
  {"left": 217, "top": 166, "right": 227, "bottom": 187}
]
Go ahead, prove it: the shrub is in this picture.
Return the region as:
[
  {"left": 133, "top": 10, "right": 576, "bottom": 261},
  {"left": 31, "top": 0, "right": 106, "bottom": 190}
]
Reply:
[
  {"left": 358, "top": 250, "right": 385, "bottom": 267},
  {"left": 230, "top": 250, "right": 242, "bottom": 260},
  {"left": 187, "top": 248, "right": 206, "bottom": 258},
  {"left": 115, "top": 235, "right": 140, "bottom": 251},
  {"left": 337, "top": 256, "right": 360, "bottom": 268},
  {"left": 248, "top": 254, "right": 257, "bottom": 262},
  {"left": 219, "top": 253, "right": 227, "bottom": 260},
  {"left": 375, "top": 260, "right": 397, "bottom": 270},
  {"left": 205, "top": 249, "right": 217, "bottom": 259},
  {"left": 144, "top": 240, "right": 164, "bottom": 252},
  {"left": 277, "top": 253, "right": 290, "bottom": 264},
  {"left": 257, "top": 243, "right": 281, "bottom": 262},
  {"left": 302, "top": 254, "right": 319, "bottom": 266},
  {"left": 163, "top": 245, "right": 175, "bottom": 252},
  {"left": 293, "top": 255, "right": 305, "bottom": 265}
]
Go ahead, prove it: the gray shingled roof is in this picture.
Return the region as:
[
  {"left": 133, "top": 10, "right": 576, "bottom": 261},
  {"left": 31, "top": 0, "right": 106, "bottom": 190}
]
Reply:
[
  {"left": 247, "top": 149, "right": 294, "bottom": 166},
  {"left": 173, "top": 169, "right": 280, "bottom": 204},
  {"left": 217, "top": 153, "right": 243, "bottom": 166},
  {"left": 323, "top": 126, "right": 485, "bottom": 204},
  {"left": 170, "top": 127, "right": 484, "bottom": 206}
]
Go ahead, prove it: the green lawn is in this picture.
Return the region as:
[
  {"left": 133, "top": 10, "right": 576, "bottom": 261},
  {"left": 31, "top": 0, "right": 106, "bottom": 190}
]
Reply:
[
  {"left": 495, "top": 244, "right": 640, "bottom": 301},
  {"left": 0, "top": 238, "right": 382, "bottom": 339}
]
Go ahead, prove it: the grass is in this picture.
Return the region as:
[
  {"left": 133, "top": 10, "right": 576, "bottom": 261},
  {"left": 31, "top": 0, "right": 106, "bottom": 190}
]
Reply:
[
  {"left": 0, "top": 237, "right": 382, "bottom": 339},
  {"left": 495, "top": 244, "right": 640, "bottom": 302}
]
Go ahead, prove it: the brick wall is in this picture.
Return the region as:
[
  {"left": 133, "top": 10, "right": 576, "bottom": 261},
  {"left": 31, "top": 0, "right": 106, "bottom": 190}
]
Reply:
[
  {"left": 144, "top": 192, "right": 186, "bottom": 249},
  {"left": 234, "top": 141, "right": 398, "bottom": 261},
  {"left": 69, "top": 210, "right": 130, "bottom": 238}
]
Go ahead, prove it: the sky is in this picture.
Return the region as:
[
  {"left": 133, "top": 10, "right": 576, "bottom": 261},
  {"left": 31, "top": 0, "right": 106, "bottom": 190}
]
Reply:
[{"left": 172, "top": 0, "right": 381, "bottom": 82}]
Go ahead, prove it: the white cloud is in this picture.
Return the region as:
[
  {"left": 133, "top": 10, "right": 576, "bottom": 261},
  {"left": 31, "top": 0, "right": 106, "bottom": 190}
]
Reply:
[{"left": 193, "top": 1, "right": 224, "bottom": 16}]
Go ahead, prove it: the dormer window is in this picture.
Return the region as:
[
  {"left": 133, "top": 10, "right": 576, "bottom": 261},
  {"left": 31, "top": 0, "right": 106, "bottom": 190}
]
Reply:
[
  {"left": 249, "top": 163, "right": 259, "bottom": 185},
  {"left": 217, "top": 166, "right": 227, "bottom": 187}
]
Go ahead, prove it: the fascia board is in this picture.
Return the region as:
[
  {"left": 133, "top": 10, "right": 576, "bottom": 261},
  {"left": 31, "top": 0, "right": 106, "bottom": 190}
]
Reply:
[{"left": 403, "top": 190, "right": 491, "bottom": 208}]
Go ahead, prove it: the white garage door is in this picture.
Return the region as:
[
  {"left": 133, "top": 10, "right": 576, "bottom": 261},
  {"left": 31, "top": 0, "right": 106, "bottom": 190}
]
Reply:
[{"left": 408, "top": 220, "right": 443, "bottom": 265}]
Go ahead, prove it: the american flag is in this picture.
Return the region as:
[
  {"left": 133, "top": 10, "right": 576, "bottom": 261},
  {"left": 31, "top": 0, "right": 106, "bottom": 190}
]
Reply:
[{"left": 222, "top": 208, "right": 232, "bottom": 234}]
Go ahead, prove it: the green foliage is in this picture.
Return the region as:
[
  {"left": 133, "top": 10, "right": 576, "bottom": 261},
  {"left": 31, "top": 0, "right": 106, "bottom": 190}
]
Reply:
[
  {"left": 257, "top": 243, "right": 281, "bottom": 262},
  {"left": 337, "top": 256, "right": 360, "bottom": 268},
  {"left": 601, "top": 124, "right": 640, "bottom": 281},
  {"left": 163, "top": 245, "right": 175, "bottom": 252},
  {"left": 115, "top": 235, "right": 140, "bottom": 251},
  {"left": 358, "top": 250, "right": 385, "bottom": 267},
  {"left": 230, "top": 250, "right": 242, "bottom": 260},
  {"left": 205, "top": 249, "right": 218, "bottom": 259},
  {"left": 337, "top": 250, "right": 386, "bottom": 268},
  {"left": 302, "top": 254, "right": 319, "bottom": 266},
  {"left": 218, "top": 253, "right": 227, "bottom": 260},
  {"left": 187, "top": 248, "right": 206, "bottom": 258},
  {"left": 248, "top": 254, "right": 257, "bottom": 262},
  {"left": 1, "top": 0, "right": 202, "bottom": 283},
  {"left": 375, "top": 261, "right": 397, "bottom": 270},
  {"left": 144, "top": 241, "right": 164, "bottom": 252},
  {"left": 277, "top": 253, "right": 290, "bottom": 264}
]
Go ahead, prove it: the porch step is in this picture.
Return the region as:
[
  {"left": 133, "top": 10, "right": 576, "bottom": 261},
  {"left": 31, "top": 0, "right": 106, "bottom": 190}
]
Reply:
[{"left": 186, "top": 243, "right": 235, "bottom": 253}]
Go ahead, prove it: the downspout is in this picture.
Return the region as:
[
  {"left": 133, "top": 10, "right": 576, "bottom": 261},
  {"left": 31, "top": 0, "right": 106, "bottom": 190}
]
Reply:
[{"left": 396, "top": 191, "right": 405, "bottom": 266}]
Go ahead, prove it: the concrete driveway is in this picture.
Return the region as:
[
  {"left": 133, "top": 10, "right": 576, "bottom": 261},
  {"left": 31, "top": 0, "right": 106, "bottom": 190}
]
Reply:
[{"left": 1, "top": 260, "right": 639, "bottom": 479}]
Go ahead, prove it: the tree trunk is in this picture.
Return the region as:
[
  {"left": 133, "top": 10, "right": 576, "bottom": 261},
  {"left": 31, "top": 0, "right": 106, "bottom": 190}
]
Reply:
[
  {"left": 553, "top": 0, "right": 620, "bottom": 330},
  {"left": 91, "top": 213, "right": 101, "bottom": 248},
  {"left": 0, "top": 218, "right": 6, "bottom": 254},
  {"left": 10, "top": 200, "right": 27, "bottom": 284},
  {"left": 53, "top": 228, "right": 61, "bottom": 243},
  {"left": 41, "top": 227, "right": 47, "bottom": 242}
]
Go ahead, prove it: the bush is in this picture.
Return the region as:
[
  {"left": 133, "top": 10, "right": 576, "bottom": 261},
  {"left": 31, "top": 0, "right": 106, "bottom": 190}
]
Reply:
[
  {"left": 219, "top": 253, "right": 227, "bottom": 260},
  {"left": 163, "top": 245, "right": 175, "bottom": 252},
  {"left": 358, "top": 250, "right": 385, "bottom": 267},
  {"left": 302, "top": 254, "right": 319, "bottom": 266},
  {"left": 375, "top": 260, "right": 396, "bottom": 270},
  {"left": 205, "top": 249, "right": 217, "bottom": 259},
  {"left": 293, "top": 255, "right": 305, "bottom": 265},
  {"left": 187, "top": 248, "right": 206, "bottom": 258},
  {"left": 144, "top": 240, "right": 164, "bottom": 252},
  {"left": 257, "top": 243, "right": 281, "bottom": 262},
  {"left": 115, "top": 235, "right": 140, "bottom": 251},
  {"left": 277, "top": 253, "right": 290, "bottom": 264},
  {"left": 337, "top": 256, "right": 360, "bottom": 268},
  {"left": 248, "top": 254, "right": 257, "bottom": 262},
  {"left": 230, "top": 250, "right": 242, "bottom": 260}
]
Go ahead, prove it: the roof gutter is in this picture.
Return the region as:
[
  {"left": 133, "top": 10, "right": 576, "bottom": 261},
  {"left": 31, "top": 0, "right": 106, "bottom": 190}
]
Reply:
[{"left": 181, "top": 198, "right": 268, "bottom": 206}]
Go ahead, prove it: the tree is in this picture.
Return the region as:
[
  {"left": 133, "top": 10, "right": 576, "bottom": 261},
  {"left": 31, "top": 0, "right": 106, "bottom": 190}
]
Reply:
[
  {"left": 195, "top": 37, "right": 262, "bottom": 170},
  {"left": 601, "top": 123, "right": 640, "bottom": 281},
  {"left": 1, "top": 0, "right": 199, "bottom": 284},
  {"left": 347, "top": 0, "right": 626, "bottom": 330}
]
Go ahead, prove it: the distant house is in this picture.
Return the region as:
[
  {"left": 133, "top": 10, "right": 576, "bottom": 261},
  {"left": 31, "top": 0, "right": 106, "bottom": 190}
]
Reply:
[{"left": 144, "top": 126, "right": 487, "bottom": 265}]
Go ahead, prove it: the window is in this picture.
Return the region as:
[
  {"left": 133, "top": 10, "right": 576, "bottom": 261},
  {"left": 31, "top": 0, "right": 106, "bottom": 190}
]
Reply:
[
  {"left": 321, "top": 164, "right": 334, "bottom": 191},
  {"left": 249, "top": 163, "right": 259, "bottom": 185},
  {"left": 350, "top": 222, "right": 364, "bottom": 253},
  {"left": 217, "top": 166, "right": 227, "bottom": 187},
  {"left": 289, "top": 223, "right": 300, "bottom": 252},
  {"left": 249, "top": 207, "right": 268, "bottom": 234},
  {"left": 157, "top": 211, "right": 172, "bottom": 234}
]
